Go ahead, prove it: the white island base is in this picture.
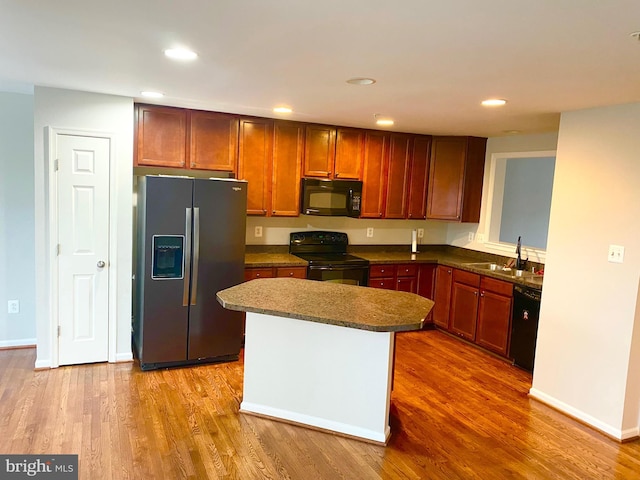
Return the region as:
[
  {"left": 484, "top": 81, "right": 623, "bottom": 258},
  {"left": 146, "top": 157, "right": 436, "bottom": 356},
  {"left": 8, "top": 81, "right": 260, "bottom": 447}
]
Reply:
[{"left": 241, "top": 312, "right": 395, "bottom": 445}]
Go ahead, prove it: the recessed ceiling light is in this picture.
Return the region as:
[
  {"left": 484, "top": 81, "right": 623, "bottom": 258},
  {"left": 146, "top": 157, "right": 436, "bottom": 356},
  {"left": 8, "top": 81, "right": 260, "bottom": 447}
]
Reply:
[
  {"left": 273, "top": 106, "right": 292, "bottom": 114},
  {"left": 482, "top": 98, "right": 508, "bottom": 107},
  {"left": 346, "top": 77, "right": 376, "bottom": 85},
  {"left": 374, "top": 113, "right": 394, "bottom": 126},
  {"left": 140, "top": 91, "right": 164, "bottom": 98},
  {"left": 630, "top": 31, "right": 640, "bottom": 42},
  {"left": 164, "top": 48, "right": 198, "bottom": 61},
  {"left": 503, "top": 130, "right": 521, "bottom": 135}
]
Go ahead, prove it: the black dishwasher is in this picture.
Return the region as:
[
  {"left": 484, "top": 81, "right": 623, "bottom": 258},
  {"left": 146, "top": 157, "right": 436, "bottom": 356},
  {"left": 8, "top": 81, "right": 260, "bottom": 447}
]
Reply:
[{"left": 510, "top": 285, "right": 542, "bottom": 372}]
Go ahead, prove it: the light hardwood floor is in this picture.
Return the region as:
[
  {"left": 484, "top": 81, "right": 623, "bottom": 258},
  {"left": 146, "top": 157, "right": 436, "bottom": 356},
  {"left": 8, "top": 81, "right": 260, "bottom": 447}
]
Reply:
[{"left": 1, "top": 330, "right": 639, "bottom": 479}]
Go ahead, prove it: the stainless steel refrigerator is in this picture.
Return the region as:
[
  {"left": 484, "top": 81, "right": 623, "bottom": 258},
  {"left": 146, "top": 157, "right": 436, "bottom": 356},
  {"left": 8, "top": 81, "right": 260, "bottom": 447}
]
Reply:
[{"left": 133, "top": 175, "right": 247, "bottom": 370}]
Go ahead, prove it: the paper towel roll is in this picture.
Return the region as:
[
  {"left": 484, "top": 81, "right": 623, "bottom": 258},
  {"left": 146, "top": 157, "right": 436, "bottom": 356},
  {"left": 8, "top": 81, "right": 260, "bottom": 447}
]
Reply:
[{"left": 411, "top": 229, "right": 418, "bottom": 253}]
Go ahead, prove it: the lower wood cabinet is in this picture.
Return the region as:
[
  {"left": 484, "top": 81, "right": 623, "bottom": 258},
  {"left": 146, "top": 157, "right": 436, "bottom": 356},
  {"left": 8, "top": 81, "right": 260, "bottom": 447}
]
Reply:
[
  {"left": 433, "top": 266, "right": 453, "bottom": 329},
  {"left": 244, "top": 266, "right": 307, "bottom": 281},
  {"left": 476, "top": 277, "right": 513, "bottom": 356},
  {"left": 434, "top": 266, "right": 514, "bottom": 358}
]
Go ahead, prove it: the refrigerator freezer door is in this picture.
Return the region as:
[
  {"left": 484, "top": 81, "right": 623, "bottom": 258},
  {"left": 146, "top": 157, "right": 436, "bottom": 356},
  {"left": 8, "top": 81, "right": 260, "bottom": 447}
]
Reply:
[
  {"left": 137, "top": 176, "right": 193, "bottom": 365},
  {"left": 188, "top": 179, "right": 247, "bottom": 360}
]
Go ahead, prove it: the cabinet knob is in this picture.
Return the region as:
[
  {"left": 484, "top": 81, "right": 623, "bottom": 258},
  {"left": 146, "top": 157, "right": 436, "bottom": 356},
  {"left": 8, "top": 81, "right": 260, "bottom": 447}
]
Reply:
[
  {"left": 335, "top": 173, "right": 339, "bottom": 178},
  {"left": 289, "top": 272, "right": 294, "bottom": 276},
  {"left": 256, "top": 273, "right": 260, "bottom": 277},
  {"left": 379, "top": 213, "right": 383, "bottom": 217},
  {"left": 474, "top": 291, "right": 478, "bottom": 296}
]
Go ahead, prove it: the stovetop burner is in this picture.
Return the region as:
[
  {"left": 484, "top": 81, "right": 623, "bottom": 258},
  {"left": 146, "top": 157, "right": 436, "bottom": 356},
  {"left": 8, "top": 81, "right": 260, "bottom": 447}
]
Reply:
[{"left": 289, "top": 231, "right": 369, "bottom": 267}]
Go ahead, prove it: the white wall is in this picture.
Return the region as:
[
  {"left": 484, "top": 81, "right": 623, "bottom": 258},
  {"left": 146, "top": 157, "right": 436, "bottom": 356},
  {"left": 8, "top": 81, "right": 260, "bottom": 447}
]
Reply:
[
  {"left": 530, "top": 103, "right": 640, "bottom": 440},
  {"left": 34, "top": 87, "right": 133, "bottom": 367},
  {"left": 0, "top": 92, "right": 36, "bottom": 346},
  {"left": 246, "top": 216, "right": 448, "bottom": 246},
  {"left": 447, "top": 132, "right": 559, "bottom": 260}
]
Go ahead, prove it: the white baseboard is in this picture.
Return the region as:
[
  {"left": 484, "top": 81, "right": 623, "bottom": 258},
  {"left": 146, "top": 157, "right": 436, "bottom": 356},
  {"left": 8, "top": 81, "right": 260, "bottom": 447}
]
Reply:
[
  {"left": 0, "top": 338, "right": 36, "bottom": 348},
  {"left": 114, "top": 352, "right": 133, "bottom": 362},
  {"left": 34, "top": 358, "right": 51, "bottom": 369},
  {"left": 529, "top": 388, "right": 638, "bottom": 441}
]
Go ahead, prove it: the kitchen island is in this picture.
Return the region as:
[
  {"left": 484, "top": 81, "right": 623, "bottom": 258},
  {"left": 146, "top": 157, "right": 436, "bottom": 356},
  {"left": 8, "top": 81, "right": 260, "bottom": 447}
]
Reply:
[{"left": 216, "top": 277, "right": 434, "bottom": 444}]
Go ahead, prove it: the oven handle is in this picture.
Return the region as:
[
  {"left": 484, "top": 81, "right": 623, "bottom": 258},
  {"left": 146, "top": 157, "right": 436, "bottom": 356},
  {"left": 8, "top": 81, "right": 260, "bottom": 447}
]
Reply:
[{"left": 308, "top": 265, "right": 369, "bottom": 271}]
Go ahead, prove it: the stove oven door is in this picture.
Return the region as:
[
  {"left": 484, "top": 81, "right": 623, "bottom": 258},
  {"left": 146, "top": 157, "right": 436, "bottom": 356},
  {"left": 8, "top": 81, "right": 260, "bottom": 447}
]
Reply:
[{"left": 307, "top": 265, "right": 369, "bottom": 286}]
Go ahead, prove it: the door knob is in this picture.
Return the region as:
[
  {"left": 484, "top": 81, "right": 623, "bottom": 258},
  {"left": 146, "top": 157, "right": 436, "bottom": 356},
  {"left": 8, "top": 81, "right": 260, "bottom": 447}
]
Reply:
[{"left": 97, "top": 260, "right": 106, "bottom": 268}]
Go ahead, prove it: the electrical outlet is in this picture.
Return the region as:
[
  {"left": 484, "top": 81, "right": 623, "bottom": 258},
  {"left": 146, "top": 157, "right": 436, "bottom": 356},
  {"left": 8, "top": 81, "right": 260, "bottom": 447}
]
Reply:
[
  {"left": 468, "top": 232, "right": 475, "bottom": 242},
  {"left": 254, "top": 226, "right": 263, "bottom": 238},
  {"left": 608, "top": 244, "right": 625, "bottom": 263},
  {"left": 476, "top": 233, "right": 485, "bottom": 243},
  {"left": 7, "top": 300, "right": 19, "bottom": 314},
  {"left": 417, "top": 228, "right": 424, "bottom": 239},
  {"left": 366, "top": 227, "right": 374, "bottom": 238}
]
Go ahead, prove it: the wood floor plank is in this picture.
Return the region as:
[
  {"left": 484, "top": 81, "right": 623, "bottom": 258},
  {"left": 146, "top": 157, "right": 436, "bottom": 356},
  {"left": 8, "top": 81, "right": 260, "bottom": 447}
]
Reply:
[{"left": 1, "top": 331, "right": 639, "bottom": 479}]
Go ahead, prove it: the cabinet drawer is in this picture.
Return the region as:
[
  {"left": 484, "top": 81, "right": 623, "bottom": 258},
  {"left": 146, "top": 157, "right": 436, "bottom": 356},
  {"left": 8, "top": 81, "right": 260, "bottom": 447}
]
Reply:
[
  {"left": 276, "top": 267, "right": 307, "bottom": 279},
  {"left": 453, "top": 269, "right": 480, "bottom": 287},
  {"left": 370, "top": 264, "right": 397, "bottom": 278},
  {"left": 480, "top": 276, "right": 513, "bottom": 297},
  {"left": 396, "top": 264, "right": 418, "bottom": 277},
  {"left": 369, "top": 278, "right": 396, "bottom": 290},
  {"left": 244, "top": 268, "right": 275, "bottom": 281}
]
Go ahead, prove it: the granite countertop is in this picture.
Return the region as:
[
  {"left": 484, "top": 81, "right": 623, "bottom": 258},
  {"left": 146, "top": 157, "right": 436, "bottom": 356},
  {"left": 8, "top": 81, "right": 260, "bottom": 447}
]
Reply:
[
  {"left": 244, "top": 247, "right": 543, "bottom": 289},
  {"left": 244, "top": 252, "right": 307, "bottom": 268},
  {"left": 217, "top": 277, "right": 433, "bottom": 332}
]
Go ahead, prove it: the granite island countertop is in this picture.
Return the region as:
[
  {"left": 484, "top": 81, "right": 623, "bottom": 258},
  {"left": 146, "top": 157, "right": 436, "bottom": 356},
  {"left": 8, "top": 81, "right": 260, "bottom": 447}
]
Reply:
[{"left": 217, "top": 277, "right": 434, "bottom": 332}]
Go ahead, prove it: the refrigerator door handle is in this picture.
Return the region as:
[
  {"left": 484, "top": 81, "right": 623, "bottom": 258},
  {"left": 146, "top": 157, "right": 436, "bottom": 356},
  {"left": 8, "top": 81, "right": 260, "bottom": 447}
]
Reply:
[
  {"left": 183, "top": 207, "right": 193, "bottom": 306},
  {"left": 190, "top": 207, "right": 200, "bottom": 305}
]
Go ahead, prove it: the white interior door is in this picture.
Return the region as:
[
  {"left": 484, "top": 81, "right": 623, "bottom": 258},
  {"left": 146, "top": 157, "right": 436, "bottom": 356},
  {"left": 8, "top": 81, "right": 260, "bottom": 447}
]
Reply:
[{"left": 56, "top": 134, "right": 110, "bottom": 365}]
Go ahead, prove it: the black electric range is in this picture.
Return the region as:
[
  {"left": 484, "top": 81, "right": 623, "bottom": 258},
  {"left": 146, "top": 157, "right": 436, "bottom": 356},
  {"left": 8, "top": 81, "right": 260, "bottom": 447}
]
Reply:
[{"left": 289, "top": 231, "right": 369, "bottom": 286}]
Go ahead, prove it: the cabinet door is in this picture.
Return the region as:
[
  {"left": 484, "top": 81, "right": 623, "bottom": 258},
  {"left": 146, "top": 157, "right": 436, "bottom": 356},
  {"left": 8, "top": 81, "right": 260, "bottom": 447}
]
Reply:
[
  {"left": 275, "top": 267, "right": 307, "bottom": 278},
  {"left": 427, "top": 136, "right": 466, "bottom": 220},
  {"left": 433, "top": 266, "right": 453, "bottom": 329},
  {"left": 189, "top": 111, "right": 239, "bottom": 171},
  {"left": 272, "top": 121, "right": 304, "bottom": 216},
  {"left": 361, "top": 131, "right": 388, "bottom": 218},
  {"left": 244, "top": 268, "right": 275, "bottom": 281},
  {"left": 238, "top": 118, "right": 273, "bottom": 215},
  {"left": 303, "top": 124, "right": 336, "bottom": 178},
  {"left": 334, "top": 128, "right": 364, "bottom": 179},
  {"left": 477, "top": 290, "right": 512, "bottom": 357},
  {"left": 136, "top": 104, "right": 187, "bottom": 168},
  {"left": 384, "top": 134, "right": 412, "bottom": 219},
  {"left": 407, "top": 135, "right": 431, "bottom": 219},
  {"left": 417, "top": 264, "right": 436, "bottom": 325},
  {"left": 450, "top": 282, "right": 479, "bottom": 341},
  {"left": 397, "top": 277, "right": 417, "bottom": 293}
]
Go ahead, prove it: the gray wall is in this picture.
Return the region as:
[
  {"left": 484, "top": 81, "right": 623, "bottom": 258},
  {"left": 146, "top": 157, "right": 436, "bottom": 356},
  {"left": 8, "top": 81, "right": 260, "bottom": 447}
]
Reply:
[{"left": 0, "top": 92, "right": 36, "bottom": 345}]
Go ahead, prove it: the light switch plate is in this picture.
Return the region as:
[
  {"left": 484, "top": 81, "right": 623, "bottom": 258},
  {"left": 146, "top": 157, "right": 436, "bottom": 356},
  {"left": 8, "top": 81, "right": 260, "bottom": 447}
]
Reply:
[{"left": 608, "top": 244, "right": 624, "bottom": 263}]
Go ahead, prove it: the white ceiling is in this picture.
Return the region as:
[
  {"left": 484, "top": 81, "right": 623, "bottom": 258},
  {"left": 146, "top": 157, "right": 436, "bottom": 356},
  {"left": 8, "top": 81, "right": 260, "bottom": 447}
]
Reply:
[{"left": 2, "top": 0, "right": 640, "bottom": 137}]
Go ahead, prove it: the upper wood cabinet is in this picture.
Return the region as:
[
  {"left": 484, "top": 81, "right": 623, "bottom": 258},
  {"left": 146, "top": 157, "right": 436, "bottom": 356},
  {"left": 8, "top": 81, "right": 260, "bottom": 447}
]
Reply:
[
  {"left": 135, "top": 104, "right": 239, "bottom": 173},
  {"left": 334, "top": 128, "right": 364, "bottom": 179},
  {"left": 303, "top": 125, "right": 363, "bottom": 180},
  {"left": 135, "top": 104, "right": 187, "bottom": 168},
  {"left": 407, "top": 135, "right": 431, "bottom": 219},
  {"left": 427, "top": 136, "right": 487, "bottom": 222},
  {"left": 238, "top": 118, "right": 273, "bottom": 215},
  {"left": 271, "top": 121, "right": 304, "bottom": 216},
  {"left": 189, "top": 111, "right": 238, "bottom": 171},
  {"left": 238, "top": 119, "right": 303, "bottom": 217},
  {"left": 384, "top": 134, "right": 412, "bottom": 218},
  {"left": 361, "top": 131, "right": 388, "bottom": 218},
  {"left": 303, "top": 125, "right": 336, "bottom": 178}
]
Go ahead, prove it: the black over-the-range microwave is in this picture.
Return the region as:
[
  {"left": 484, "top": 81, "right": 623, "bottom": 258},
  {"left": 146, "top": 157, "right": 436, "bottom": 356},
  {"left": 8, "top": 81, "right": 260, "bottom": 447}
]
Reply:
[{"left": 300, "top": 178, "right": 363, "bottom": 217}]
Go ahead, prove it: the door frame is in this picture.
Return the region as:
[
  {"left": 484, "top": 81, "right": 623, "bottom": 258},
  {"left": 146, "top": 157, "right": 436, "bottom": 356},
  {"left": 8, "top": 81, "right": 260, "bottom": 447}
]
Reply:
[{"left": 46, "top": 127, "right": 118, "bottom": 367}]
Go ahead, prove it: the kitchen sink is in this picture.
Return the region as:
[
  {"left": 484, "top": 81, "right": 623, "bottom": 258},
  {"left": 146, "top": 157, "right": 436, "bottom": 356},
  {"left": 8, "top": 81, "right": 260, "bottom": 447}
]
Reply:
[{"left": 462, "top": 262, "right": 541, "bottom": 280}]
